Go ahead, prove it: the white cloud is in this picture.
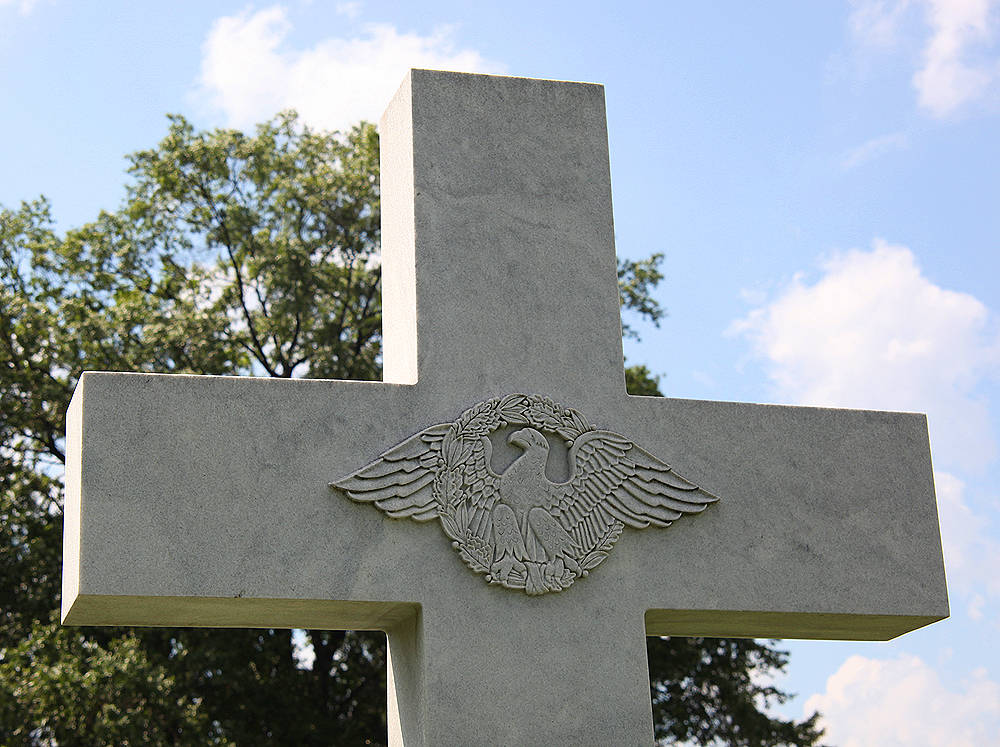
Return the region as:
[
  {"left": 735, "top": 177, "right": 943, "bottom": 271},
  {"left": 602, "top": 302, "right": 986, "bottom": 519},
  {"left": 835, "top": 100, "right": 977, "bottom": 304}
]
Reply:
[
  {"left": 935, "top": 470, "right": 1000, "bottom": 614},
  {"left": 848, "top": 0, "right": 1000, "bottom": 117},
  {"left": 195, "top": 5, "right": 503, "bottom": 132},
  {"left": 335, "top": 2, "right": 362, "bottom": 19},
  {"left": 968, "top": 592, "right": 986, "bottom": 619},
  {"left": 849, "top": 0, "right": 914, "bottom": 48},
  {"left": 0, "top": 0, "right": 40, "bottom": 14},
  {"left": 914, "top": 0, "right": 999, "bottom": 116},
  {"left": 731, "top": 241, "right": 999, "bottom": 471},
  {"left": 804, "top": 654, "right": 1000, "bottom": 746},
  {"left": 841, "top": 130, "right": 910, "bottom": 169}
]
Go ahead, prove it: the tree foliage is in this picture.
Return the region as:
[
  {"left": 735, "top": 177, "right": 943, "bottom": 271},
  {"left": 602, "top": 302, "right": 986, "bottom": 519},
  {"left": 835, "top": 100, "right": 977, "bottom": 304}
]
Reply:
[
  {"left": 618, "top": 251, "right": 665, "bottom": 341},
  {"left": 0, "top": 112, "right": 822, "bottom": 745},
  {"left": 0, "top": 614, "right": 226, "bottom": 746}
]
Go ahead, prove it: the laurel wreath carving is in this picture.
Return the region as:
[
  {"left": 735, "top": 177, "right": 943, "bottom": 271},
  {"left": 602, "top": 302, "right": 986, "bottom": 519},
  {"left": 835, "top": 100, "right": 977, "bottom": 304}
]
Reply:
[{"left": 432, "top": 394, "right": 623, "bottom": 590}]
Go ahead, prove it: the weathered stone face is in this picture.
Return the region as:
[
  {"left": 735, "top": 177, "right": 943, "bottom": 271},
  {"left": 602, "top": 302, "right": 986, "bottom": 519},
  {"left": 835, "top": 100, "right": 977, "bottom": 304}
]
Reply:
[{"left": 62, "top": 69, "right": 948, "bottom": 746}]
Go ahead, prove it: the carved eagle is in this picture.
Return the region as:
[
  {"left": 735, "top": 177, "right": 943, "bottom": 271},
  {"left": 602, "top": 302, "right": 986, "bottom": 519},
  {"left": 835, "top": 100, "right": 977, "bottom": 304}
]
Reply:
[{"left": 331, "top": 395, "right": 718, "bottom": 595}]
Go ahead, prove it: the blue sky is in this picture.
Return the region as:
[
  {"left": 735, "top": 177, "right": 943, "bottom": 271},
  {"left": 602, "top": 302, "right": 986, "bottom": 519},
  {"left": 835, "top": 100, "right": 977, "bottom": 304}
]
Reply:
[{"left": 3, "top": 1, "right": 999, "bottom": 742}]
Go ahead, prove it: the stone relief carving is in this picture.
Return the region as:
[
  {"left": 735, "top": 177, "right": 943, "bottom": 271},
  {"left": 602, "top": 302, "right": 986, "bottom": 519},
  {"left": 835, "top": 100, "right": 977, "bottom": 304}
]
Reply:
[{"left": 331, "top": 394, "right": 718, "bottom": 595}]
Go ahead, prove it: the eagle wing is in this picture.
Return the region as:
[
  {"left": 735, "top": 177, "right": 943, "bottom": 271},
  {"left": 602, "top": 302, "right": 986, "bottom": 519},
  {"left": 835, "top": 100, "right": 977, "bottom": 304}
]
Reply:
[
  {"left": 552, "top": 430, "right": 718, "bottom": 549},
  {"left": 444, "top": 434, "right": 502, "bottom": 541},
  {"left": 330, "top": 423, "right": 450, "bottom": 521}
]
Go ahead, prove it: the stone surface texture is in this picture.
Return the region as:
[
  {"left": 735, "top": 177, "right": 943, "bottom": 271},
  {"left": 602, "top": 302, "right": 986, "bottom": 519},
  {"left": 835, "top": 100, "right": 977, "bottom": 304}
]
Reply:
[{"left": 63, "top": 70, "right": 948, "bottom": 746}]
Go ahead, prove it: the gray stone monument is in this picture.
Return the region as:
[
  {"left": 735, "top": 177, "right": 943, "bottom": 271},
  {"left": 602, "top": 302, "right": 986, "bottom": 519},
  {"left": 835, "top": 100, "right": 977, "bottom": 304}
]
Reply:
[{"left": 62, "top": 70, "right": 948, "bottom": 745}]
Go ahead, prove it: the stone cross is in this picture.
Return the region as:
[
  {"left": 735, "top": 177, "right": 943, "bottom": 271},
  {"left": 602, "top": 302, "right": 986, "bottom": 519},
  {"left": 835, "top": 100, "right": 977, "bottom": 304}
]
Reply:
[{"left": 62, "top": 70, "right": 948, "bottom": 745}]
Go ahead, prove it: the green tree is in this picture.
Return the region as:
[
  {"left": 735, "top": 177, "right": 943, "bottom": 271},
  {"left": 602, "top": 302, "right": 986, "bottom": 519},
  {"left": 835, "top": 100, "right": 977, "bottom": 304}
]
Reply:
[
  {"left": 0, "top": 614, "right": 226, "bottom": 746},
  {"left": 0, "top": 113, "right": 823, "bottom": 745}
]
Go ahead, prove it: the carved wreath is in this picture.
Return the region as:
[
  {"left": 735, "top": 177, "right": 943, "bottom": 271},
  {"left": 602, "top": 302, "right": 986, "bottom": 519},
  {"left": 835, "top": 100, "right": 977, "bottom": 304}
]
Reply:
[{"left": 331, "top": 394, "right": 717, "bottom": 595}]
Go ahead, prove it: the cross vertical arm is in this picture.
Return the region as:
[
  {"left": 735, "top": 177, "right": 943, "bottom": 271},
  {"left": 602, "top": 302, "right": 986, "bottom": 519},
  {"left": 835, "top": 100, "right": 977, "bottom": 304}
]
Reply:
[{"left": 380, "top": 69, "right": 628, "bottom": 402}]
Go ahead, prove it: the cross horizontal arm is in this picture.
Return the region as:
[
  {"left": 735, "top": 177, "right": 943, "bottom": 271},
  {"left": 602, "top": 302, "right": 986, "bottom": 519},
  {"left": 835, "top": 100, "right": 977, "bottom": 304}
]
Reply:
[
  {"left": 62, "top": 371, "right": 455, "bottom": 627},
  {"left": 63, "top": 372, "right": 947, "bottom": 641},
  {"left": 614, "top": 394, "right": 949, "bottom": 640}
]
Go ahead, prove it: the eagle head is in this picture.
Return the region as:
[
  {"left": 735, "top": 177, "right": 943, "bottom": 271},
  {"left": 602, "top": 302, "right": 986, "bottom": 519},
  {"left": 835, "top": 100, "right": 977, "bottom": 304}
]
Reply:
[{"left": 507, "top": 427, "right": 549, "bottom": 452}]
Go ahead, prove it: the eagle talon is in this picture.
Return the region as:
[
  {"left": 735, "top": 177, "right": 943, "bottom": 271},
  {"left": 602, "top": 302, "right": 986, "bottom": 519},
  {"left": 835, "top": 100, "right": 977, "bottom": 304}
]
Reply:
[
  {"left": 490, "top": 555, "right": 525, "bottom": 584},
  {"left": 524, "top": 562, "right": 546, "bottom": 595},
  {"left": 543, "top": 557, "right": 567, "bottom": 585}
]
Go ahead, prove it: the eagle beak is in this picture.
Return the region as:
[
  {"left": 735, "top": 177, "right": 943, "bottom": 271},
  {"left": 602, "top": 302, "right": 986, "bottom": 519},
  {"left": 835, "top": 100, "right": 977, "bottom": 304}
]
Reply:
[{"left": 507, "top": 429, "right": 527, "bottom": 448}]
